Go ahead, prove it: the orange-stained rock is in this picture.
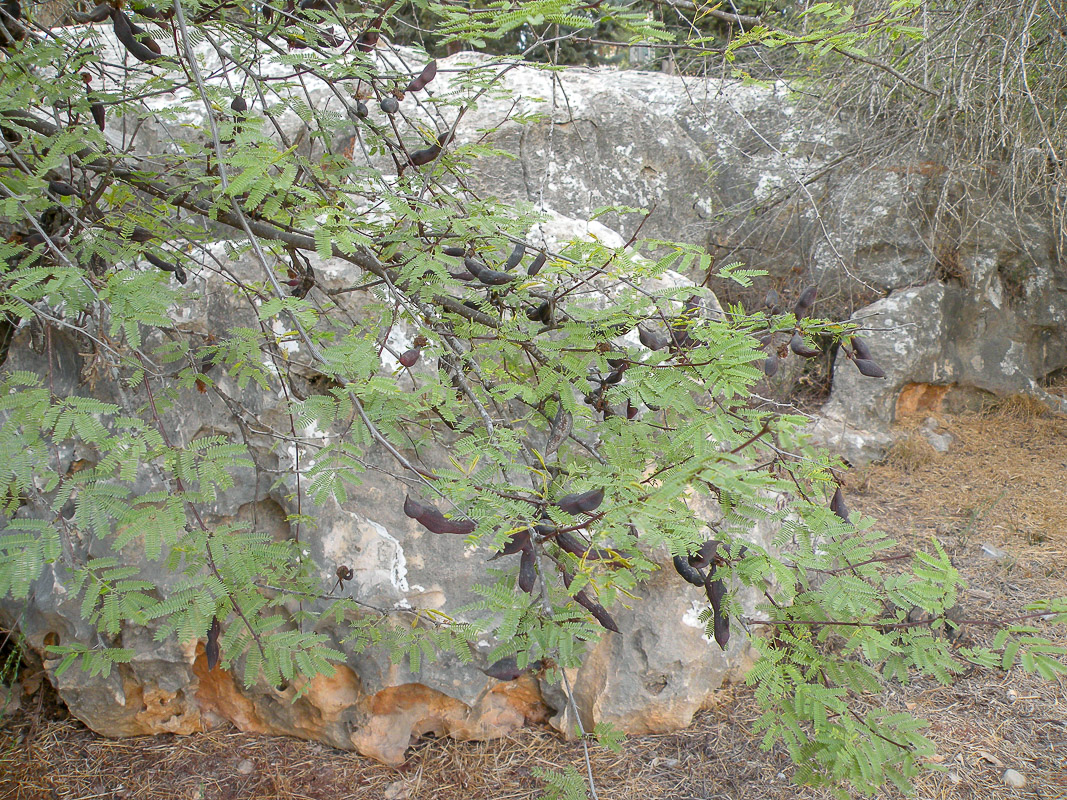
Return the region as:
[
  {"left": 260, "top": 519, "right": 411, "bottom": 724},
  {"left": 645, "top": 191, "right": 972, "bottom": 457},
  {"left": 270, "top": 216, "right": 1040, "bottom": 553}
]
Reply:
[
  {"left": 896, "top": 382, "right": 951, "bottom": 417},
  {"left": 301, "top": 665, "right": 362, "bottom": 721},
  {"left": 192, "top": 643, "right": 269, "bottom": 733},
  {"left": 349, "top": 678, "right": 546, "bottom": 764}
]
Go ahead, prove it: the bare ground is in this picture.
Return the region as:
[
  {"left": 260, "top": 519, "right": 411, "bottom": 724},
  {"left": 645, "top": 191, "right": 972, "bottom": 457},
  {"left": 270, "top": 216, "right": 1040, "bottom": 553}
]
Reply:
[{"left": 1, "top": 407, "right": 1065, "bottom": 800}]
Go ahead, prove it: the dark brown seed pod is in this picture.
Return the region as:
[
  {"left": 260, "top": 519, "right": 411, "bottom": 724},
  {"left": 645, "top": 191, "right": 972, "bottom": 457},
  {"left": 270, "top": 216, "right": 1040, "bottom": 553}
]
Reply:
[
  {"left": 762, "top": 353, "right": 779, "bottom": 377},
  {"left": 573, "top": 588, "right": 620, "bottom": 633},
  {"left": 830, "top": 486, "right": 849, "bottom": 522},
  {"left": 526, "top": 301, "right": 551, "bottom": 323},
  {"left": 673, "top": 555, "right": 704, "bottom": 586},
  {"left": 481, "top": 656, "right": 544, "bottom": 682},
  {"left": 494, "top": 528, "right": 530, "bottom": 558},
  {"left": 527, "top": 251, "right": 547, "bottom": 277},
  {"left": 517, "top": 546, "right": 536, "bottom": 594},
  {"left": 416, "top": 59, "right": 437, "bottom": 87},
  {"left": 379, "top": 96, "right": 399, "bottom": 114},
  {"left": 473, "top": 266, "right": 517, "bottom": 286},
  {"left": 230, "top": 96, "right": 248, "bottom": 113},
  {"left": 854, "top": 358, "right": 886, "bottom": 378},
  {"left": 356, "top": 24, "right": 379, "bottom": 52},
  {"left": 504, "top": 242, "right": 524, "bottom": 271},
  {"left": 130, "top": 2, "right": 172, "bottom": 21},
  {"left": 144, "top": 251, "right": 187, "bottom": 284},
  {"left": 406, "top": 77, "right": 426, "bottom": 94},
  {"left": 638, "top": 326, "right": 668, "bottom": 351},
  {"left": 789, "top": 332, "right": 821, "bottom": 358},
  {"left": 556, "top": 488, "right": 604, "bottom": 515},
  {"left": 555, "top": 531, "right": 612, "bottom": 560},
  {"left": 626, "top": 399, "right": 638, "bottom": 420},
  {"left": 72, "top": 2, "right": 113, "bottom": 22},
  {"left": 90, "top": 101, "right": 106, "bottom": 131},
  {"left": 793, "top": 285, "right": 817, "bottom": 318},
  {"left": 688, "top": 539, "right": 720, "bottom": 570},
  {"left": 704, "top": 575, "right": 729, "bottom": 650},
  {"left": 353, "top": 101, "right": 369, "bottom": 119},
  {"left": 48, "top": 180, "right": 76, "bottom": 196},
  {"left": 603, "top": 369, "right": 624, "bottom": 385},
  {"left": 851, "top": 335, "right": 872, "bottom": 360},
  {"left": 403, "top": 495, "right": 476, "bottom": 535},
  {"left": 407, "top": 144, "right": 441, "bottom": 167},
  {"left": 205, "top": 616, "right": 222, "bottom": 671},
  {"left": 764, "top": 288, "right": 781, "bottom": 313},
  {"left": 113, "top": 10, "right": 164, "bottom": 63},
  {"left": 398, "top": 348, "right": 420, "bottom": 368},
  {"left": 128, "top": 226, "right": 155, "bottom": 242},
  {"left": 442, "top": 245, "right": 465, "bottom": 257}
]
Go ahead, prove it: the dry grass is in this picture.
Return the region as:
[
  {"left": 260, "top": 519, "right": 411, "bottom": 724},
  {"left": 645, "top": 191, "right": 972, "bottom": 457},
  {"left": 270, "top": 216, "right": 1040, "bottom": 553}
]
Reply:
[{"left": 1, "top": 410, "right": 1066, "bottom": 800}]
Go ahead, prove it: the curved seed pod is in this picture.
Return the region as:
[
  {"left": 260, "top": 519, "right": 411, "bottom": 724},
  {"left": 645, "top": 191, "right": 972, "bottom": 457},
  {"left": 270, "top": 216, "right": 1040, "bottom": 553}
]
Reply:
[
  {"left": 448, "top": 270, "right": 475, "bottom": 282},
  {"left": 688, "top": 539, "right": 720, "bottom": 570},
  {"left": 556, "top": 531, "right": 612, "bottom": 560},
  {"left": 113, "top": 10, "right": 164, "bottom": 63},
  {"left": 130, "top": 2, "right": 172, "bottom": 20},
  {"left": 494, "top": 528, "right": 530, "bottom": 558},
  {"left": 407, "top": 144, "right": 441, "bottom": 167},
  {"left": 353, "top": 101, "right": 369, "bottom": 119},
  {"left": 473, "top": 266, "right": 516, "bottom": 286},
  {"left": 789, "top": 332, "right": 821, "bottom": 358},
  {"left": 638, "top": 326, "right": 668, "bottom": 351},
  {"left": 48, "top": 180, "right": 76, "bottom": 197},
  {"left": 504, "top": 242, "right": 524, "bottom": 270},
  {"left": 405, "top": 62, "right": 437, "bottom": 93},
  {"left": 793, "top": 285, "right": 817, "bottom": 318},
  {"left": 527, "top": 251, "right": 547, "bottom": 276},
  {"left": 626, "top": 399, "right": 638, "bottom": 420},
  {"left": 72, "top": 2, "right": 113, "bottom": 22},
  {"left": 356, "top": 24, "right": 379, "bottom": 52},
  {"left": 526, "top": 301, "right": 551, "bottom": 323},
  {"left": 90, "top": 100, "right": 106, "bottom": 131},
  {"left": 704, "top": 575, "right": 729, "bottom": 650},
  {"left": 230, "top": 96, "right": 248, "bottom": 113},
  {"left": 416, "top": 60, "right": 437, "bottom": 87},
  {"left": 128, "top": 227, "right": 155, "bottom": 242},
  {"left": 573, "top": 588, "right": 620, "bottom": 633},
  {"left": 851, "top": 335, "right": 872, "bottom": 360},
  {"left": 379, "top": 96, "right": 399, "bottom": 114},
  {"left": 403, "top": 495, "right": 476, "bottom": 535},
  {"left": 764, "top": 288, "right": 781, "bottom": 312},
  {"left": 398, "top": 348, "right": 420, "bottom": 368},
  {"left": 205, "top": 616, "right": 222, "bottom": 671},
  {"left": 556, "top": 488, "right": 604, "bottom": 515},
  {"left": 854, "top": 358, "right": 886, "bottom": 378},
  {"left": 517, "top": 545, "right": 536, "bottom": 594},
  {"left": 830, "top": 486, "right": 849, "bottom": 522},
  {"left": 144, "top": 252, "right": 187, "bottom": 284},
  {"left": 481, "top": 656, "right": 544, "bottom": 681},
  {"left": 673, "top": 555, "right": 704, "bottom": 586},
  {"left": 442, "top": 245, "right": 465, "bottom": 257},
  {"left": 463, "top": 257, "right": 488, "bottom": 276},
  {"left": 762, "top": 353, "right": 779, "bottom": 377},
  {"left": 603, "top": 369, "right": 624, "bottom": 385}
]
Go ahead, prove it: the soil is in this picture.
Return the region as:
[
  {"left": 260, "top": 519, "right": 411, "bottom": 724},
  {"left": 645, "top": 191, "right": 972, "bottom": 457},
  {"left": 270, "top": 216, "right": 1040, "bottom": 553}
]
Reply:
[{"left": 1, "top": 408, "right": 1065, "bottom": 800}]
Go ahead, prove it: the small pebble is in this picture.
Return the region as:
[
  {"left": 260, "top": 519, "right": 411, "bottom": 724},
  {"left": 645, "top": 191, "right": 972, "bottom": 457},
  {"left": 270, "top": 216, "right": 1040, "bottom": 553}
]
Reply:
[
  {"left": 236, "top": 758, "right": 254, "bottom": 775},
  {"left": 1002, "top": 768, "right": 1026, "bottom": 788},
  {"left": 384, "top": 780, "right": 409, "bottom": 800}
]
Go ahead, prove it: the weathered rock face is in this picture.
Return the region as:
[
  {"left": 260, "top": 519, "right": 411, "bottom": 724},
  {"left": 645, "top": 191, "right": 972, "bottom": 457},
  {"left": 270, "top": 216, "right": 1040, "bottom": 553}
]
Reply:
[
  {"left": 451, "top": 54, "right": 1067, "bottom": 460},
  {"left": 1, "top": 238, "right": 769, "bottom": 765}
]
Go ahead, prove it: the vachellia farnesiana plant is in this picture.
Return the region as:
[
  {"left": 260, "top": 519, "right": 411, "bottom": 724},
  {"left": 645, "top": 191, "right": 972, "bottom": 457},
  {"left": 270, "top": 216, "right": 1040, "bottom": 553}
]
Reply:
[{"left": 0, "top": 0, "right": 1065, "bottom": 796}]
